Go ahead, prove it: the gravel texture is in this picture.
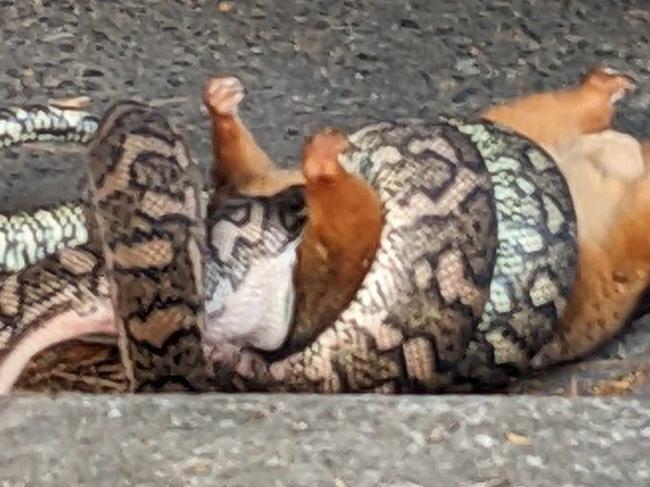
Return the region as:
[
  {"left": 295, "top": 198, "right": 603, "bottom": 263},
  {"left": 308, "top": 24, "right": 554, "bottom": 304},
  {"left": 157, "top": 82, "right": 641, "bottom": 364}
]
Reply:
[
  {"left": 1, "top": 0, "right": 648, "bottom": 212},
  {"left": 2, "top": 394, "right": 650, "bottom": 487}
]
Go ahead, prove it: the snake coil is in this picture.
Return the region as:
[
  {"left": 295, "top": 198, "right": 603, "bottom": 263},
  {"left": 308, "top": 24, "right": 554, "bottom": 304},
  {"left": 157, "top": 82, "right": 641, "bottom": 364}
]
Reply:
[{"left": 0, "top": 104, "right": 578, "bottom": 393}]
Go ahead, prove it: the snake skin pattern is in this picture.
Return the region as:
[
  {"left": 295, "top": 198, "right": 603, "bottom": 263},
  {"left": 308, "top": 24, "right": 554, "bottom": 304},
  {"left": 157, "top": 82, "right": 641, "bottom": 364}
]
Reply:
[
  {"left": 0, "top": 106, "right": 98, "bottom": 274},
  {"left": 85, "top": 101, "right": 216, "bottom": 391},
  {"left": 0, "top": 105, "right": 217, "bottom": 275},
  {"left": 0, "top": 102, "right": 308, "bottom": 393},
  {"left": 450, "top": 120, "right": 577, "bottom": 386},
  {"left": 217, "top": 120, "right": 577, "bottom": 392},
  {"left": 203, "top": 190, "right": 307, "bottom": 352},
  {"left": 0, "top": 104, "right": 577, "bottom": 394}
]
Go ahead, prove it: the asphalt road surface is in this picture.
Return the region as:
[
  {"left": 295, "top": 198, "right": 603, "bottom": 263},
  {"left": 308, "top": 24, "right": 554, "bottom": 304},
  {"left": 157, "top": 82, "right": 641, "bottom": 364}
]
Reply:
[{"left": 1, "top": 1, "right": 649, "bottom": 485}]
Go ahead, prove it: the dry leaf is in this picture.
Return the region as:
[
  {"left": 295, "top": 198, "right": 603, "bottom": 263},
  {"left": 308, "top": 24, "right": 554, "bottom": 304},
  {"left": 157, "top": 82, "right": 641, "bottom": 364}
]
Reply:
[
  {"left": 591, "top": 370, "right": 647, "bottom": 396},
  {"left": 505, "top": 431, "right": 532, "bottom": 446},
  {"left": 218, "top": 1, "right": 233, "bottom": 13},
  {"left": 149, "top": 96, "right": 190, "bottom": 108},
  {"left": 428, "top": 426, "right": 447, "bottom": 443},
  {"left": 628, "top": 9, "right": 650, "bottom": 23},
  {"left": 463, "top": 476, "right": 512, "bottom": 487}
]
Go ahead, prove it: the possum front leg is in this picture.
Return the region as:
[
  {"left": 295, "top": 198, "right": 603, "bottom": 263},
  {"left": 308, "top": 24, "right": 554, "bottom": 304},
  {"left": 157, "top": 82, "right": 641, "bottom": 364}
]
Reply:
[
  {"left": 201, "top": 76, "right": 307, "bottom": 358},
  {"left": 202, "top": 76, "right": 303, "bottom": 207}
]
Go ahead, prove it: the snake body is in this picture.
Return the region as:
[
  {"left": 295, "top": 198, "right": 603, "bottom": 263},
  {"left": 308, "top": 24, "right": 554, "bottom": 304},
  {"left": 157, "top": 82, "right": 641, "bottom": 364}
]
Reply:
[
  {"left": 223, "top": 119, "right": 577, "bottom": 391},
  {"left": 0, "top": 102, "right": 577, "bottom": 393},
  {"left": 0, "top": 106, "right": 98, "bottom": 274},
  {"left": 85, "top": 101, "right": 215, "bottom": 391},
  {"left": 0, "top": 103, "right": 307, "bottom": 393}
]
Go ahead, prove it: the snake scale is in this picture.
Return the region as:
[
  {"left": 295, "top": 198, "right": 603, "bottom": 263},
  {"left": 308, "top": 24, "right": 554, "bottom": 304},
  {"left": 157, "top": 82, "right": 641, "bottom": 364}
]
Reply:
[{"left": 0, "top": 101, "right": 577, "bottom": 394}]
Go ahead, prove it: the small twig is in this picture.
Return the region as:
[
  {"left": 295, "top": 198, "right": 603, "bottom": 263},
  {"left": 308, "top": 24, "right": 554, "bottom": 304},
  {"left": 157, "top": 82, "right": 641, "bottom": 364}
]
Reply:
[
  {"left": 21, "top": 142, "right": 87, "bottom": 154},
  {"left": 48, "top": 95, "right": 92, "bottom": 110},
  {"left": 49, "top": 370, "right": 127, "bottom": 391},
  {"left": 461, "top": 475, "right": 511, "bottom": 487},
  {"left": 149, "top": 96, "right": 190, "bottom": 108},
  {"left": 42, "top": 32, "right": 76, "bottom": 43}
]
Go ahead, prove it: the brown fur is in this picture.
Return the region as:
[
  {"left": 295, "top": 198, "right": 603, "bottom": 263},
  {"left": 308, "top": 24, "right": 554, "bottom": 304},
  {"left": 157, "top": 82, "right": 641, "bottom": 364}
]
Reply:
[
  {"left": 204, "top": 71, "right": 649, "bottom": 365},
  {"left": 202, "top": 77, "right": 303, "bottom": 207},
  {"left": 203, "top": 78, "right": 383, "bottom": 351},
  {"left": 287, "top": 128, "right": 383, "bottom": 351}
]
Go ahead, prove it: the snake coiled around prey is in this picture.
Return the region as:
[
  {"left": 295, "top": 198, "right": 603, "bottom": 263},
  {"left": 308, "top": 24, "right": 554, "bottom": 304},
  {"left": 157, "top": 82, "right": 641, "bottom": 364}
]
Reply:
[{"left": 0, "top": 102, "right": 577, "bottom": 393}]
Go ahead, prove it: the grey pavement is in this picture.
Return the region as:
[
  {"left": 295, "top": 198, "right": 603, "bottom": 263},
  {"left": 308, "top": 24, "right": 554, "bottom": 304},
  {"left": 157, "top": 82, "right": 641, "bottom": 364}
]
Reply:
[
  {"left": 1, "top": 1, "right": 650, "bottom": 485},
  {"left": 2, "top": 394, "right": 650, "bottom": 487}
]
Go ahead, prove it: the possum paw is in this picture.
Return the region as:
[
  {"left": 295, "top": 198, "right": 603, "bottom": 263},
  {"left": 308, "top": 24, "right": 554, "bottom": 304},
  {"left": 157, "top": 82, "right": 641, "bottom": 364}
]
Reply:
[
  {"left": 203, "top": 76, "right": 245, "bottom": 116},
  {"left": 302, "top": 127, "right": 350, "bottom": 181}
]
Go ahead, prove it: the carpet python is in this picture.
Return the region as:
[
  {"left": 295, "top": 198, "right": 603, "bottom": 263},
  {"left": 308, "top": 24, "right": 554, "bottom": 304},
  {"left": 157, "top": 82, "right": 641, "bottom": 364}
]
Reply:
[
  {"left": 0, "top": 104, "right": 577, "bottom": 393},
  {"left": 0, "top": 104, "right": 307, "bottom": 393}
]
